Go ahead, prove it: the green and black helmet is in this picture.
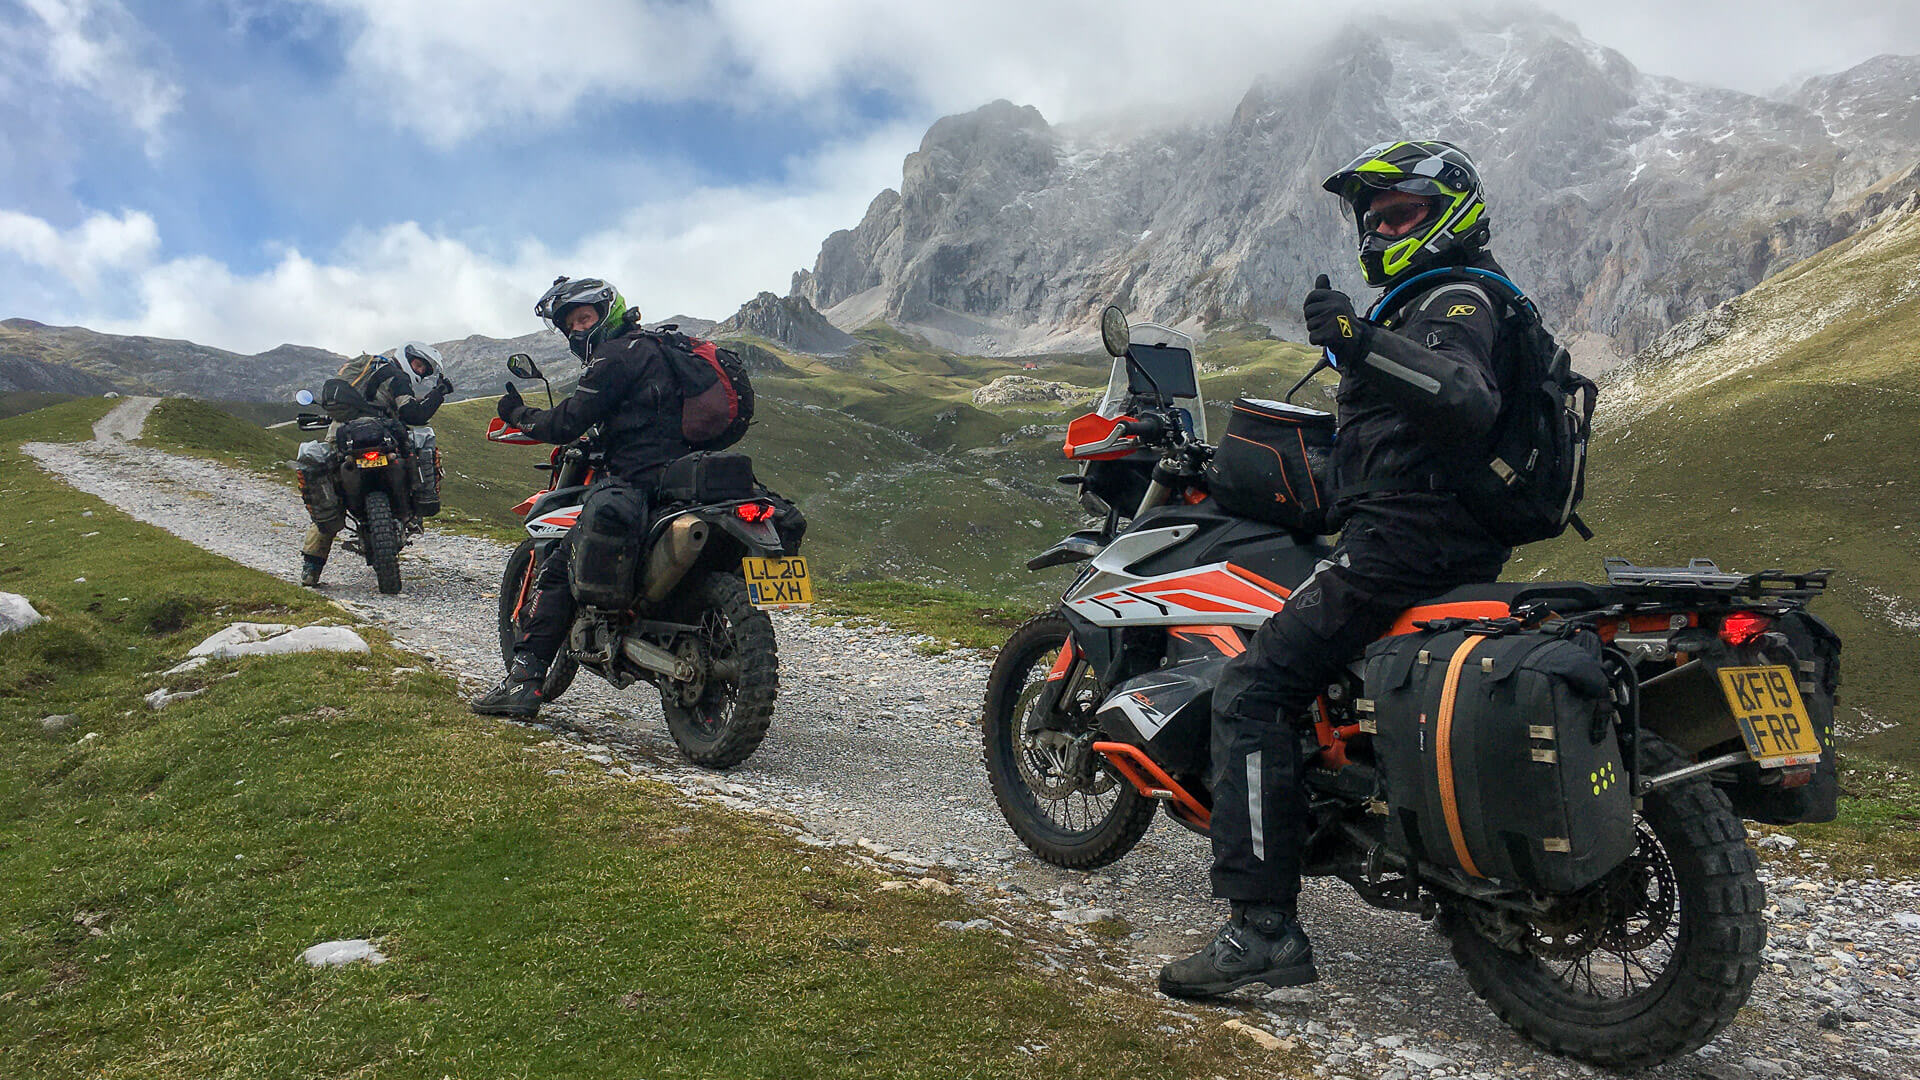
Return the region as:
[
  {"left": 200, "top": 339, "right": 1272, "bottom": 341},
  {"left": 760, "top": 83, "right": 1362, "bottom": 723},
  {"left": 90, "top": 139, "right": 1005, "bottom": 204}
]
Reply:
[
  {"left": 1322, "top": 140, "right": 1489, "bottom": 287},
  {"left": 535, "top": 275, "right": 636, "bottom": 360}
]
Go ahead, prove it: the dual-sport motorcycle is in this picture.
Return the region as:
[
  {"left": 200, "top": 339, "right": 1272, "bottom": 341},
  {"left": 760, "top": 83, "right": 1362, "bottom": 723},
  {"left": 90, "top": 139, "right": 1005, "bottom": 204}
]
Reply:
[
  {"left": 982, "top": 306, "right": 1841, "bottom": 1069},
  {"left": 485, "top": 352, "right": 810, "bottom": 768},
  {"left": 293, "top": 381, "right": 437, "bottom": 594}
]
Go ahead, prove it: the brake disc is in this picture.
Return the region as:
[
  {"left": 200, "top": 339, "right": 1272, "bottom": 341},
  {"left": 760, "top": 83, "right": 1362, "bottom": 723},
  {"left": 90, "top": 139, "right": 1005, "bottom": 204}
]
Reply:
[{"left": 1600, "top": 825, "right": 1678, "bottom": 952}]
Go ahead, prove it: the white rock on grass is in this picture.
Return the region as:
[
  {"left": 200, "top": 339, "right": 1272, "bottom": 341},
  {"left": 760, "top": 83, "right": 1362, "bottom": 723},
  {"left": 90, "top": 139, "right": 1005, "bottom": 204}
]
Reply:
[
  {"left": 301, "top": 939, "right": 387, "bottom": 967},
  {"left": 164, "top": 656, "right": 211, "bottom": 676},
  {"left": 145, "top": 687, "right": 205, "bottom": 710},
  {"left": 188, "top": 622, "right": 369, "bottom": 659},
  {"left": 0, "top": 593, "right": 44, "bottom": 635}
]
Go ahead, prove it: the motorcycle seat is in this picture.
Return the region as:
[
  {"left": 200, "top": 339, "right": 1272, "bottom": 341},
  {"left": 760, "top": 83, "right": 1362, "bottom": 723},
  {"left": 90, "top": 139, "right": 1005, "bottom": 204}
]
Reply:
[{"left": 1386, "top": 581, "right": 1614, "bottom": 636}]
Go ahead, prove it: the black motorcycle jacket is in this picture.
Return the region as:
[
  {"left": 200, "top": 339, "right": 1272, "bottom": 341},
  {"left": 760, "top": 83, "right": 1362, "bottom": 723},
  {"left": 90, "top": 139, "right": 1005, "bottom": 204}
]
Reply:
[
  {"left": 363, "top": 362, "right": 449, "bottom": 427},
  {"left": 1330, "top": 251, "right": 1509, "bottom": 517},
  {"left": 503, "top": 326, "right": 691, "bottom": 484}
]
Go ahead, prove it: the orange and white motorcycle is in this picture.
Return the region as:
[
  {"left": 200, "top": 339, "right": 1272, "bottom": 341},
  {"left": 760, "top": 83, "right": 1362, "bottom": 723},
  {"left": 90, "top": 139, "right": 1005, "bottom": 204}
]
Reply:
[{"left": 980, "top": 307, "right": 1842, "bottom": 1068}]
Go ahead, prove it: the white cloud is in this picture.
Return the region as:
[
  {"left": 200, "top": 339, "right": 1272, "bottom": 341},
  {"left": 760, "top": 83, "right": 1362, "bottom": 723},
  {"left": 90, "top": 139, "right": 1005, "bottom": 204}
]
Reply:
[
  {"left": 0, "top": 207, "right": 159, "bottom": 288},
  {"left": 301, "top": 0, "right": 1920, "bottom": 145},
  {"left": 6, "top": 124, "right": 915, "bottom": 353},
  {"left": 11, "top": 0, "right": 180, "bottom": 151}
]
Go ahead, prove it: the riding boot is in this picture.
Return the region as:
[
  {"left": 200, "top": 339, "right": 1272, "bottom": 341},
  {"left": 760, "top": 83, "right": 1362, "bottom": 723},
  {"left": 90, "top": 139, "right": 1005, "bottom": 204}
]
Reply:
[
  {"left": 300, "top": 554, "right": 326, "bottom": 587},
  {"left": 470, "top": 656, "right": 547, "bottom": 719},
  {"left": 1158, "top": 902, "right": 1317, "bottom": 999}
]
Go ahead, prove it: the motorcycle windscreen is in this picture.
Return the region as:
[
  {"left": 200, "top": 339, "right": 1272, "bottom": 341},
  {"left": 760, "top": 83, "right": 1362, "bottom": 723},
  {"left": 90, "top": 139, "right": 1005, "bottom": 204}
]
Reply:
[{"left": 1095, "top": 332, "right": 1206, "bottom": 442}]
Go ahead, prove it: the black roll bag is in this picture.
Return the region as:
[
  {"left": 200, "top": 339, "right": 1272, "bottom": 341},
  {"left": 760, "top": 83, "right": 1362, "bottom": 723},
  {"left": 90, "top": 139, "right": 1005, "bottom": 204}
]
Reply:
[
  {"left": 1362, "top": 623, "right": 1636, "bottom": 894},
  {"left": 569, "top": 481, "right": 651, "bottom": 610},
  {"left": 660, "top": 451, "right": 756, "bottom": 504},
  {"left": 1203, "top": 398, "right": 1334, "bottom": 533}
]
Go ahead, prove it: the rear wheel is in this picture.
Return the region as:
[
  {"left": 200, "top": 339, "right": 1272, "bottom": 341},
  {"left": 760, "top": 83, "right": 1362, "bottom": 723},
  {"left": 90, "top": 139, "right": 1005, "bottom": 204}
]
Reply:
[
  {"left": 1441, "top": 739, "right": 1764, "bottom": 1069},
  {"left": 659, "top": 572, "right": 778, "bottom": 769},
  {"left": 981, "top": 612, "right": 1155, "bottom": 869},
  {"left": 496, "top": 538, "right": 577, "bottom": 702},
  {"left": 362, "top": 489, "right": 403, "bottom": 594}
]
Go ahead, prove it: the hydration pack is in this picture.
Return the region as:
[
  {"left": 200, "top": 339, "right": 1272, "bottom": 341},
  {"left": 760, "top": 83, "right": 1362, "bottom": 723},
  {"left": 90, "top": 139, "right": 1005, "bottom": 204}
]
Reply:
[
  {"left": 1371, "top": 268, "right": 1597, "bottom": 546},
  {"left": 645, "top": 328, "right": 755, "bottom": 451}
]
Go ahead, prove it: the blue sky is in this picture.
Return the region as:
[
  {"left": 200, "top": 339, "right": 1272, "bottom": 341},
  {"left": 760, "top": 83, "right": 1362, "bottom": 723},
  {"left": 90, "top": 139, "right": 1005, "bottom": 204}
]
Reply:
[{"left": 4, "top": 0, "right": 1917, "bottom": 354}]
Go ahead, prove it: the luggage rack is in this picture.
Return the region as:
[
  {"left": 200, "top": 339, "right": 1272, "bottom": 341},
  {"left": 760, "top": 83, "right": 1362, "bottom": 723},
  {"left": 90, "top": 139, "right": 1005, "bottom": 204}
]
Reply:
[{"left": 1602, "top": 558, "right": 1832, "bottom": 599}]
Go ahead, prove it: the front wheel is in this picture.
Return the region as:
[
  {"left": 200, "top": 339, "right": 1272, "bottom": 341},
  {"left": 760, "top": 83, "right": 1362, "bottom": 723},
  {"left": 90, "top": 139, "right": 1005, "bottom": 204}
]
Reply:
[
  {"left": 1441, "top": 739, "right": 1764, "bottom": 1069},
  {"left": 981, "top": 612, "right": 1155, "bottom": 869},
  {"left": 362, "top": 489, "right": 403, "bottom": 594},
  {"left": 659, "top": 572, "right": 778, "bottom": 769},
  {"left": 496, "top": 538, "right": 577, "bottom": 702}
]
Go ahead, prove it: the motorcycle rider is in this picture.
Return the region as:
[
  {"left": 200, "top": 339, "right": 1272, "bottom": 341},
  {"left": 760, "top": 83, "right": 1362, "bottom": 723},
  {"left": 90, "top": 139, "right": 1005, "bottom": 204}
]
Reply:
[
  {"left": 470, "top": 276, "right": 707, "bottom": 719},
  {"left": 301, "top": 342, "right": 453, "bottom": 586},
  {"left": 1161, "top": 140, "right": 1516, "bottom": 998}
]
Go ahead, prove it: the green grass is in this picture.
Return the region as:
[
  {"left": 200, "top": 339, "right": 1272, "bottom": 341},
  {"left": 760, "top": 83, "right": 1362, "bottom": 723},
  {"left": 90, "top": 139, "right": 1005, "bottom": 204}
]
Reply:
[
  {"left": 0, "top": 407, "right": 1276, "bottom": 1079},
  {"left": 813, "top": 581, "right": 1040, "bottom": 652},
  {"left": 1520, "top": 206, "right": 1920, "bottom": 765},
  {"left": 140, "top": 396, "right": 304, "bottom": 478},
  {"left": 0, "top": 391, "right": 82, "bottom": 421}
]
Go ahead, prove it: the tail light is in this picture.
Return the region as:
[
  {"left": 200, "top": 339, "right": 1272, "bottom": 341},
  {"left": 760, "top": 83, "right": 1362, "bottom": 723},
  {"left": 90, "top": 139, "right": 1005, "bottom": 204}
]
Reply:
[
  {"left": 359, "top": 449, "right": 385, "bottom": 462},
  {"left": 1719, "top": 611, "right": 1775, "bottom": 646},
  {"left": 734, "top": 502, "right": 776, "bottom": 523}
]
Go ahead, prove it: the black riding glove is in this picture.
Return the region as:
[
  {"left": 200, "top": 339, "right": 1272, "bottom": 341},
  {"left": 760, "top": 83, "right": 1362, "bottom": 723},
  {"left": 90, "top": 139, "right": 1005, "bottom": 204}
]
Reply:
[
  {"left": 1303, "top": 274, "right": 1374, "bottom": 368},
  {"left": 437, "top": 374, "right": 455, "bottom": 396},
  {"left": 497, "top": 383, "right": 523, "bottom": 424}
]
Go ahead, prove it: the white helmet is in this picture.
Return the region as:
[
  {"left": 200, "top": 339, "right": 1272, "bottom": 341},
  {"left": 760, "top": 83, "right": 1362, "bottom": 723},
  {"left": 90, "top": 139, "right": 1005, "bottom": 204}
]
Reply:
[{"left": 389, "top": 341, "right": 445, "bottom": 397}]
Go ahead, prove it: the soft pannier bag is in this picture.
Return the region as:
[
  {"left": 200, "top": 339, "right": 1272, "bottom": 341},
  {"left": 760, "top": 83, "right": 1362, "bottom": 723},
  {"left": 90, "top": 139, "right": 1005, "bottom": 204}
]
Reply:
[
  {"left": 660, "top": 452, "right": 756, "bottom": 504},
  {"left": 408, "top": 426, "right": 441, "bottom": 517},
  {"left": 295, "top": 440, "right": 343, "bottom": 528},
  {"left": 1204, "top": 398, "right": 1335, "bottom": 533},
  {"left": 1362, "top": 623, "right": 1636, "bottom": 893},
  {"left": 569, "top": 481, "right": 651, "bottom": 610}
]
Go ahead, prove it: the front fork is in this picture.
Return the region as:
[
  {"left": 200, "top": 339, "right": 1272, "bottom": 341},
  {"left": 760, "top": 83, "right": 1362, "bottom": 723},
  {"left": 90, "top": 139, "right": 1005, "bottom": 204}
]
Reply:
[{"left": 1024, "top": 635, "right": 1083, "bottom": 734}]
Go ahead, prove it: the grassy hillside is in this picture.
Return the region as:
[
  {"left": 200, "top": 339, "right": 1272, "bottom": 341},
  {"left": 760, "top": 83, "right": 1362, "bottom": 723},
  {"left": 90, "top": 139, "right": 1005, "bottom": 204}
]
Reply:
[
  {"left": 1, "top": 398, "right": 1266, "bottom": 1080},
  {"left": 1521, "top": 202, "right": 1920, "bottom": 763}
]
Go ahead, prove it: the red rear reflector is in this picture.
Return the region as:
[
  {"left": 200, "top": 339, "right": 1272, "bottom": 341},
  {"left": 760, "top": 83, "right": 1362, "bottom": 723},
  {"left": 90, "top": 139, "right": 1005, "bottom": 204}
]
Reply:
[
  {"left": 734, "top": 502, "right": 775, "bottom": 523},
  {"left": 1719, "top": 611, "right": 1774, "bottom": 646}
]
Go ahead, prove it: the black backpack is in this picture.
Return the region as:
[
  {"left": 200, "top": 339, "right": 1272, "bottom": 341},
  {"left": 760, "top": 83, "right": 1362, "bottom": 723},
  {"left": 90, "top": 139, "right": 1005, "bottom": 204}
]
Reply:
[
  {"left": 643, "top": 327, "right": 755, "bottom": 451},
  {"left": 1372, "top": 267, "right": 1596, "bottom": 546}
]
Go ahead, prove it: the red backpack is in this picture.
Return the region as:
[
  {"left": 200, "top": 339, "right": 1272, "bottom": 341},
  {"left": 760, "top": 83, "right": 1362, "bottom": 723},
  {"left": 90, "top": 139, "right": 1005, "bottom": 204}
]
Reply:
[{"left": 646, "top": 327, "right": 755, "bottom": 451}]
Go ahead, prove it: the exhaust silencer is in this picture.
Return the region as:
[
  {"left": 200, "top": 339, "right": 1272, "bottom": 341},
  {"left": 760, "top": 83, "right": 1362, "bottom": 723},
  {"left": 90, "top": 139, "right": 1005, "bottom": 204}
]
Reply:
[{"left": 644, "top": 517, "right": 710, "bottom": 602}]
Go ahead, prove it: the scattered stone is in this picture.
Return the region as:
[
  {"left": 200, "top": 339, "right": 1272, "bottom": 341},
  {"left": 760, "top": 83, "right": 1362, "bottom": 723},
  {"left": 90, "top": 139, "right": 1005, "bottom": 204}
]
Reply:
[
  {"left": 163, "top": 656, "right": 211, "bottom": 676},
  {"left": 145, "top": 687, "right": 205, "bottom": 710},
  {"left": 1757, "top": 834, "right": 1800, "bottom": 851},
  {"left": 1223, "top": 1019, "right": 1296, "bottom": 1052},
  {"left": 0, "top": 593, "right": 44, "bottom": 635},
  {"left": 939, "top": 919, "right": 995, "bottom": 932},
  {"left": 40, "top": 714, "right": 76, "bottom": 732},
  {"left": 301, "top": 939, "right": 387, "bottom": 967},
  {"left": 1050, "top": 906, "right": 1116, "bottom": 926},
  {"left": 187, "top": 622, "right": 369, "bottom": 659}
]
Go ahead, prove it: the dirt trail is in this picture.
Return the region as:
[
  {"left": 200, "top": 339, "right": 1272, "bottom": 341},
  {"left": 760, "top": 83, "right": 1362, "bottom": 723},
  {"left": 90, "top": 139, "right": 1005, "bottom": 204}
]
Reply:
[
  {"left": 17, "top": 432, "right": 1918, "bottom": 1080},
  {"left": 92, "top": 395, "right": 159, "bottom": 442}
]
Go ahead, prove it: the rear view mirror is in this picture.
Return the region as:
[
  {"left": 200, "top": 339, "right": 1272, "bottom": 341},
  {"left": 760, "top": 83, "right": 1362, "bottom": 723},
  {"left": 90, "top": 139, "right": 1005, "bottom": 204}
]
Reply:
[
  {"left": 294, "top": 389, "right": 315, "bottom": 406},
  {"left": 506, "top": 353, "right": 542, "bottom": 380},
  {"left": 1100, "top": 306, "right": 1130, "bottom": 358}
]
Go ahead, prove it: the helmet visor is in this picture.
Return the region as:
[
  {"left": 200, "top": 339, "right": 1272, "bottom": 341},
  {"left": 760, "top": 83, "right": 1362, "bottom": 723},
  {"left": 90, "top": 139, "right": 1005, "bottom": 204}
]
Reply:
[{"left": 535, "top": 277, "right": 615, "bottom": 332}]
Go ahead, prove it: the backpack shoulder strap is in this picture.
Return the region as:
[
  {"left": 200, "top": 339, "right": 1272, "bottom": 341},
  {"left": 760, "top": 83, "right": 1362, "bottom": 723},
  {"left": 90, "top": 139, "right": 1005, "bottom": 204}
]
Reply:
[{"left": 1368, "top": 266, "right": 1539, "bottom": 327}]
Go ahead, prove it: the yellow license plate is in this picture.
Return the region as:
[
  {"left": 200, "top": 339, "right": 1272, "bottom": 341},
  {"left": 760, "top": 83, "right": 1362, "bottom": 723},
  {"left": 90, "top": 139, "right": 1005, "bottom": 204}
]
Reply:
[
  {"left": 1717, "top": 665, "right": 1823, "bottom": 767},
  {"left": 742, "top": 556, "right": 812, "bottom": 609},
  {"left": 355, "top": 454, "right": 389, "bottom": 468}
]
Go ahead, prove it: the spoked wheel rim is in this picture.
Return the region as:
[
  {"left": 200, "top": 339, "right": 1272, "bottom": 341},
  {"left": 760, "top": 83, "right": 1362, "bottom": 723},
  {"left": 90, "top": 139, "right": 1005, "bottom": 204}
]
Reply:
[
  {"left": 1457, "top": 816, "right": 1695, "bottom": 1024},
  {"left": 673, "top": 605, "right": 741, "bottom": 740},
  {"left": 1004, "top": 662, "right": 1126, "bottom": 837}
]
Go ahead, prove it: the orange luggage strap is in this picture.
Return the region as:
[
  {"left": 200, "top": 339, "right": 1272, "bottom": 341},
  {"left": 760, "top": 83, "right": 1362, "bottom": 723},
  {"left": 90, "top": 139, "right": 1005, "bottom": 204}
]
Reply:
[{"left": 1436, "top": 634, "right": 1489, "bottom": 878}]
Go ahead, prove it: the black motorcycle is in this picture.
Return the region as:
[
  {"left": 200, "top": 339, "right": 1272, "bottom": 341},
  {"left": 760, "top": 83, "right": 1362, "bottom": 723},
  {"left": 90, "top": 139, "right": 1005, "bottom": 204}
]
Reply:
[
  {"left": 485, "top": 353, "right": 809, "bottom": 768},
  {"left": 294, "top": 379, "right": 433, "bottom": 594}
]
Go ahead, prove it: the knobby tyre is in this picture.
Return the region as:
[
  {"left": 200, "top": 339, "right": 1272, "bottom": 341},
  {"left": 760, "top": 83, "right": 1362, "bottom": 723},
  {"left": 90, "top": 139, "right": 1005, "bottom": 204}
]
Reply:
[
  {"left": 362, "top": 489, "right": 404, "bottom": 595},
  {"left": 1441, "top": 738, "right": 1765, "bottom": 1069},
  {"left": 660, "top": 572, "right": 778, "bottom": 769},
  {"left": 981, "top": 612, "right": 1155, "bottom": 869},
  {"left": 495, "top": 538, "right": 577, "bottom": 702}
]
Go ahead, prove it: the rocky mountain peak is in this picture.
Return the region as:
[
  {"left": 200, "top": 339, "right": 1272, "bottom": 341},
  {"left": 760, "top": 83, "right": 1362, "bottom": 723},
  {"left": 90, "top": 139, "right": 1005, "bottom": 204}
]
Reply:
[
  {"left": 713, "top": 292, "right": 853, "bottom": 354},
  {"left": 788, "top": 15, "right": 1920, "bottom": 365}
]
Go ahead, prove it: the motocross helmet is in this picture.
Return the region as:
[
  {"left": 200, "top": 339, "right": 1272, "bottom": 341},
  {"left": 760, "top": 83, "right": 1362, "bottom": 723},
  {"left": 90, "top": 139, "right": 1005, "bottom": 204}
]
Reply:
[
  {"left": 1322, "top": 140, "right": 1488, "bottom": 287},
  {"left": 535, "top": 275, "right": 634, "bottom": 360},
  {"left": 393, "top": 341, "right": 445, "bottom": 396}
]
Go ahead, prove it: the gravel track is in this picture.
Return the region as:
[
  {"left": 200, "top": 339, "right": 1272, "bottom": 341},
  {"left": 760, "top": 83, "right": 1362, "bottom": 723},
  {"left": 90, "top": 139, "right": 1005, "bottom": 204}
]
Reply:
[{"left": 21, "top": 404, "right": 1920, "bottom": 1079}]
